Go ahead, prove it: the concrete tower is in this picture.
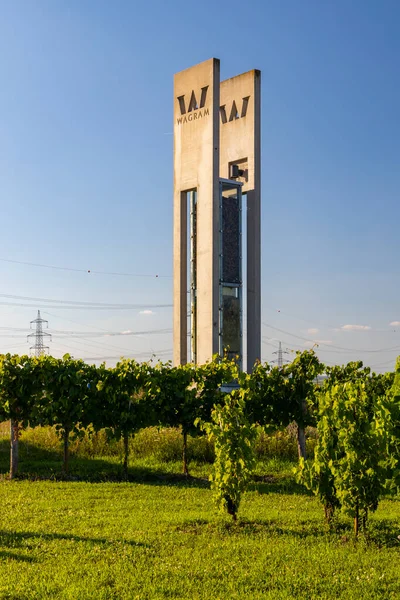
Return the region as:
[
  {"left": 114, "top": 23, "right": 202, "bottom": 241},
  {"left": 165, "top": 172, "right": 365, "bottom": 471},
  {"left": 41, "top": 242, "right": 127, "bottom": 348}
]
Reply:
[{"left": 173, "top": 58, "right": 261, "bottom": 371}]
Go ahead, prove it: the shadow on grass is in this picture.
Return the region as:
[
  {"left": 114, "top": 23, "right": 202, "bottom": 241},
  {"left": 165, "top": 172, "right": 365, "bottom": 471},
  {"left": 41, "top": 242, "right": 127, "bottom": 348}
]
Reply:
[
  {"left": 174, "top": 517, "right": 330, "bottom": 539},
  {"left": 222, "top": 518, "right": 329, "bottom": 539},
  {"left": 249, "top": 475, "right": 309, "bottom": 496},
  {"left": 0, "top": 439, "right": 305, "bottom": 494},
  {"left": 0, "top": 529, "right": 148, "bottom": 548},
  {"left": 0, "top": 439, "right": 211, "bottom": 488},
  {"left": 0, "top": 550, "right": 37, "bottom": 562},
  {"left": 366, "top": 519, "right": 400, "bottom": 548},
  {"left": 173, "top": 517, "right": 400, "bottom": 547}
]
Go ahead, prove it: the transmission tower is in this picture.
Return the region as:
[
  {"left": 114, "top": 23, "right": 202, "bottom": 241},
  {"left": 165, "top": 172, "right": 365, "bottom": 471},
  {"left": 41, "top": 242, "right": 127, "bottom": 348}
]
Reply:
[
  {"left": 27, "top": 310, "right": 52, "bottom": 357},
  {"left": 272, "top": 341, "right": 289, "bottom": 368}
]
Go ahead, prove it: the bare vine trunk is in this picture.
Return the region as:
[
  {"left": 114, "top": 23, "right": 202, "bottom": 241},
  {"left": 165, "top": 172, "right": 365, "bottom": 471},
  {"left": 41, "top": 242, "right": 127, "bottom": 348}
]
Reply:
[
  {"left": 10, "top": 419, "right": 19, "bottom": 479},
  {"left": 362, "top": 512, "right": 367, "bottom": 532},
  {"left": 324, "top": 503, "right": 334, "bottom": 524},
  {"left": 182, "top": 430, "right": 189, "bottom": 477},
  {"left": 123, "top": 432, "right": 129, "bottom": 478},
  {"left": 63, "top": 427, "right": 70, "bottom": 473},
  {"left": 297, "top": 397, "right": 307, "bottom": 459},
  {"left": 354, "top": 503, "right": 359, "bottom": 536},
  {"left": 297, "top": 424, "right": 306, "bottom": 459}
]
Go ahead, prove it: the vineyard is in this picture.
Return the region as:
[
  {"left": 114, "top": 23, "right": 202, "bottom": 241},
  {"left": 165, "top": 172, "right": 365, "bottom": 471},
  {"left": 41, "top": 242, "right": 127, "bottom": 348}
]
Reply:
[
  {"left": 1, "top": 350, "right": 399, "bottom": 528},
  {"left": 1, "top": 351, "right": 400, "bottom": 598}
]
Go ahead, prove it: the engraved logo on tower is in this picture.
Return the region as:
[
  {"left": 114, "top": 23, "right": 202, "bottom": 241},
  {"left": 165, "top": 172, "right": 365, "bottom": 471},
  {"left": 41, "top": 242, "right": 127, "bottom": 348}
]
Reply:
[
  {"left": 176, "top": 86, "right": 209, "bottom": 124},
  {"left": 220, "top": 96, "right": 250, "bottom": 124}
]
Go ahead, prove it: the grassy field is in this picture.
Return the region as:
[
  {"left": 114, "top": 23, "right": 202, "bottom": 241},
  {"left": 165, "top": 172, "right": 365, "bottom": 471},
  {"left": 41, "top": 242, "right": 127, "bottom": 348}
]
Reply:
[{"left": 0, "top": 427, "right": 399, "bottom": 599}]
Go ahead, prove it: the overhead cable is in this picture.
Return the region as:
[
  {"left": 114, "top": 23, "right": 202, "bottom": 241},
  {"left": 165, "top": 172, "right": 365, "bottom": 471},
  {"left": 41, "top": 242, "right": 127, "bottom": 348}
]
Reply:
[
  {"left": 0, "top": 293, "right": 171, "bottom": 309},
  {"left": 0, "top": 257, "right": 171, "bottom": 279},
  {"left": 262, "top": 322, "right": 400, "bottom": 354},
  {"left": 0, "top": 301, "right": 172, "bottom": 310}
]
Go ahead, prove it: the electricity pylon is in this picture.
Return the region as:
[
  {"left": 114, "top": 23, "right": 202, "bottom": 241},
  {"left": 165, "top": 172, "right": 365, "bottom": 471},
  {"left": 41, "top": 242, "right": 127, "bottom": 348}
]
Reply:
[
  {"left": 27, "top": 310, "right": 51, "bottom": 357},
  {"left": 272, "top": 341, "right": 289, "bottom": 368}
]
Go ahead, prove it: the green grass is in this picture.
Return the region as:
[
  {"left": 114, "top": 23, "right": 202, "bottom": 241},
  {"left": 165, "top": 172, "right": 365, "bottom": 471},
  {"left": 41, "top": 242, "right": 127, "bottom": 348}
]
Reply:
[
  {"left": 0, "top": 423, "right": 316, "bottom": 477},
  {"left": 0, "top": 426, "right": 399, "bottom": 599},
  {"left": 1, "top": 477, "right": 399, "bottom": 599}
]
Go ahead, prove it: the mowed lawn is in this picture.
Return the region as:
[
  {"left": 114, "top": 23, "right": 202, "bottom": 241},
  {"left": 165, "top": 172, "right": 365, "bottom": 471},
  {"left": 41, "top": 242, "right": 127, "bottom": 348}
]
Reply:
[{"left": 1, "top": 467, "right": 400, "bottom": 600}]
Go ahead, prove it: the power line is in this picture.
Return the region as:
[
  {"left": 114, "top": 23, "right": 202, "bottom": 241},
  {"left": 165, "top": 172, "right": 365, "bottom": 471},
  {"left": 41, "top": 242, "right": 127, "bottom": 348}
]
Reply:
[
  {"left": 262, "top": 322, "right": 400, "bottom": 354},
  {"left": 0, "top": 342, "right": 31, "bottom": 352},
  {"left": 264, "top": 336, "right": 396, "bottom": 370},
  {"left": 263, "top": 306, "right": 400, "bottom": 338},
  {"left": 266, "top": 334, "right": 395, "bottom": 358},
  {"left": 53, "top": 340, "right": 107, "bottom": 359},
  {"left": 28, "top": 334, "right": 172, "bottom": 363},
  {"left": 265, "top": 335, "right": 340, "bottom": 354},
  {"left": 39, "top": 311, "right": 172, "bottom": 357},
  {"left": 0, "top": 293, "right": 172, "bottom": 309},
  {"left": 42, "top": 310, "right": 120, "bottom": 334},
  {"left": 52, "top": 331, "right": 170, "bottom": 357},
  {"left": 80, "top": 350, "right": 173, "bottom": 362},
  {"left": 368, "top": 358, "right": 398, "bottom": 369},
  {"left": 0, "top": 257, "right": 171, "bottom": 279},
  {"left": 0, "top": 301, "right": 172, "bottom": 311},
  {"left": 0, "top": 328, "right": 173, "bottom": 339},
  {"left": 262, "top": 337, "right": 280, "bottom": 349},
  {"left": 51, "top": 335, "right": 135, "bottom": 358},
  {"left": 262, "top": 326, "right": 397, "bottom": 371},
  {"left": 41, "top": 311, "right": 148, "bottom": 356}
]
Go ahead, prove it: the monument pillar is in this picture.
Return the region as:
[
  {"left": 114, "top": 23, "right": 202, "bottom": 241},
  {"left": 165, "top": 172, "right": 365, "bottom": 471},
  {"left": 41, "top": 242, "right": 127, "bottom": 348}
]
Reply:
[
  {"left": 173, "top": 58, "right": 220, "bottom": 365},
  {"left": 173, "top": 60, "right": 261, "bottom": 370}
]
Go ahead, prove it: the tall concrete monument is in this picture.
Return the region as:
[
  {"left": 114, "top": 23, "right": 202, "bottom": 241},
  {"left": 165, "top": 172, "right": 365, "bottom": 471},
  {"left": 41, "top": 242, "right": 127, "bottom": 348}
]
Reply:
[{"left": 173, "top": 58, "right": 261, "bottom": 371}]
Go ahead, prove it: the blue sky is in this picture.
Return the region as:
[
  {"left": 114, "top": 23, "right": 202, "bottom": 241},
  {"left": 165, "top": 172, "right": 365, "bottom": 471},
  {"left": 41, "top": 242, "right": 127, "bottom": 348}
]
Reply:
[{"left": 0, "top": 0, "right": 399, "bottom": 371}]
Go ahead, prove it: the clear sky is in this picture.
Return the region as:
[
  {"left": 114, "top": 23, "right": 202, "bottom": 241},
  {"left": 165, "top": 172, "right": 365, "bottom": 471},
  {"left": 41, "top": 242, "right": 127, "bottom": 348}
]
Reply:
[{"left": 0, "top": 0, "right": 399, "bottom": 371}]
